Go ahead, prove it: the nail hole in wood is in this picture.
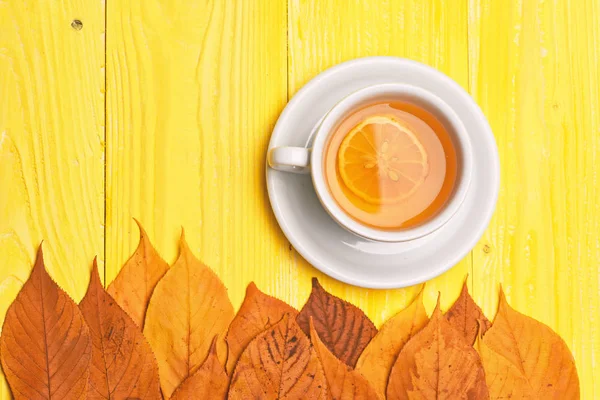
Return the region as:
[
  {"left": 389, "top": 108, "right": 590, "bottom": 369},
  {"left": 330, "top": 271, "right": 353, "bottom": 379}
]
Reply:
[{"left": 71, "top": 20, "right": 83, "bottom": 30}]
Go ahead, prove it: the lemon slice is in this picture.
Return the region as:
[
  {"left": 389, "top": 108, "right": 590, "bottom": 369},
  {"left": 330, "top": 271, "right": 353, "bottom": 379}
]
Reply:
[{"left": 338, "top": 115, "right": 429, "bottom": 204}]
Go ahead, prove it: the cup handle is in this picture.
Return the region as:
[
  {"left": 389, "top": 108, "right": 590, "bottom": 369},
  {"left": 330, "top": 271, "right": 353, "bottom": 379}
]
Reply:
[{"left": 267, "top": 146, "right": 311, "bottom": 174}]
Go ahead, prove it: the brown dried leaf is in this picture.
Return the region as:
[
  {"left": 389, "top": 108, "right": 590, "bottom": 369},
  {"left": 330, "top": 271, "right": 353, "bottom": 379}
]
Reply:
[
  {"left": 296, "top": 278, "right": 377, "bottom": 367},
  {"left": 387, "top": 299, "right": 489, "bottom": 400},
  {"left": 225, "top": 282, "right": 298, "bottom": 373},
  {"left": 228, "top": 314, "right": 328, "bottom": 399},
  {"left": 356, "top": 287, "right": 428, "bottom": 398},
  {"left": 79, "top": 260, "right": 161, "bottom": 399},
  {"left": 445, "top": 277, "right": 491, "bottom": 345},
  {"left": 479, "top": 289, "right": 579, "bottom": 399},
  {"left": 143, "top": 231, "right": 234, "bottom": 398},
  {"left": 0, "top": 247, "right": 92, "bottom": 399},
  {"left": 171, "top": 338, "right": 229, "bottom": 400},
  {"left": 107, "top": 219, "right": 169, "bottom": 329},
  {"left": 310, "top": 318, "right": 381, "bottom": 399}
]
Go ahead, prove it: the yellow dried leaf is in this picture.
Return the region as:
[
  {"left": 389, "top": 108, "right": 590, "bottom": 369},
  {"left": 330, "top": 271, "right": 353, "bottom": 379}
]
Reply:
[
  {"left": 480, "top": 289, "right": 579, "bottom": 399},
  {"left": 356, "top": 287, "right": 428, "bottom": 398},
  {"left": 310, "top": 318, "right": 381, "bottom": 399},
  {"left": 143, "top": 231, "right": 234, "bottom": 398},
  {"left": 107, "top": 219, "right": 169, "bottom": 328}
]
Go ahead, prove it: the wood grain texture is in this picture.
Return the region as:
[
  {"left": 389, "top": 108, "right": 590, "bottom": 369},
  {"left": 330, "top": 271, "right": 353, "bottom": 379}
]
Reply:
[
  {"left": 0, "top": 0, "right": 104, "bottom": 397},
  {"left": 468, "top": 0, "right": 600, "bottom": 398},
  {"left": 105, "top": 0, "right": 290, "bottom": 315}
]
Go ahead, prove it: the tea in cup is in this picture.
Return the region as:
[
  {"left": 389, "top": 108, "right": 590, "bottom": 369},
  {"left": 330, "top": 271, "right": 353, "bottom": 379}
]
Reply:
[{"left": 268, "top": 84, "right": 472, "bottom": 242}]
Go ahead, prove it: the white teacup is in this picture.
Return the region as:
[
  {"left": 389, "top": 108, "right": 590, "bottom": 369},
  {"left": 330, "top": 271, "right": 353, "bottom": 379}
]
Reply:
[{"left": 267, "top": 83, "right": 472, "bottom": 242}]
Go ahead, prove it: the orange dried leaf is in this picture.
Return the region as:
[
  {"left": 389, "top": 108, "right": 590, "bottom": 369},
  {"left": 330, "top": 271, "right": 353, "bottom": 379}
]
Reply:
[
  {"left": 143, "top": 232, "right": 234, "bottom": 398},
  {"left": 0, "top": 247, "right": 92, "bottom": 399},
  {"left": 79, "top": 260, "right": 161, "bottom": 399},
  {"left": 225, "top": 282, "right": 298, "bottom": 373},
  {"left": 297, "top": 278, "right": 377, "bottom": 367},
  {"left": 475, "top": 325, "right": 534, "bottom": 399},
  {"left": 171, "top": 338, "right": 229, "bottom": 400},
  {"left": 387, "top": 299, "right": 489, "bottom": 400},
  {"left": 479, "top": 289, "right": 579, "bottom": 399},
  {"left": 228, "top": 314, "right": 328, "bottom": 399},
  {"left": 445, "top": 277, "right": 491, "bottom": 345},
  {"left": 107, "top": 219, "right": 169, "bottom": 329},
  {"left": 310, "top": 318, "right": 381, "bottom": 400},
  {"left": 356, "top": 287, "right": 428, "bottom": 398}
]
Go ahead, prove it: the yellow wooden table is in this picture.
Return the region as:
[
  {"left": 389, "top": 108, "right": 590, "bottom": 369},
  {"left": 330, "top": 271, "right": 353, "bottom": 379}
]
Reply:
[{"left": 1, "top": 0, "right": 598, "bottom": 398}]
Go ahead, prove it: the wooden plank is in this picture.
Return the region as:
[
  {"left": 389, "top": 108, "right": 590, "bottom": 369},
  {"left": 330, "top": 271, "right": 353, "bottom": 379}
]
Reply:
[
  {"left": 288, "top": 0, "right": 471, "bottom": 320},
  {"left": 469, "top": 0, "right": 600, "bottom": 397},
  {"left": 105, "top": 0, "right": 288, "bottom": 313},
  {"left": 0, "top": 0, "right": 105, "bottom": 397}
]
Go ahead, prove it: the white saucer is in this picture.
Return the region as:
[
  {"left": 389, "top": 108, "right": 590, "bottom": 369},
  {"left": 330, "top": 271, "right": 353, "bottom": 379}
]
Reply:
[{"left": 266, "top": 57, "right": 499, "bottom": 289}]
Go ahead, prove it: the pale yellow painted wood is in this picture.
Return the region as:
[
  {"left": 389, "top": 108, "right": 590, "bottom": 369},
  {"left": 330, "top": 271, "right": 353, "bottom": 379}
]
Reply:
[
  {"left": 469, "top": 0, "right": 600, "bottom": 397},
  {"left": 288, "top": 0, "right": 471, "bottom": 317},
  {"left": 0, "top": 0, "right": 105, "bottom": 397}
]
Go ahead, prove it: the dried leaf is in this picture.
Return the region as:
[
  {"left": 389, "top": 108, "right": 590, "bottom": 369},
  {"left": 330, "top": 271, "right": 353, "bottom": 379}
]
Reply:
[
  {"left": 228, "top": 314, "right": 328, "bottom": 399},
  {"left": 387, "top": 298, "right": 489, "bottom": 400},
  {"left": 297, "top": 278, "right": 377, "bottom": 367},
  {"left": 171, "top": 337, "right": 229, "bottom": 400},
  {"left": 79, "top": 259, "right": 161, "bottom": 399},
  {"left": 0, "top": 275, "right": 22, "bottom": 400},
  {"left": 0, "top": 247, "right": 92, "bottom": 399},
  {"left": 225, "top": 282, "right": 298, "bottom": 373},
  {"left": 143, "top": 231, "right": 234, "bottom": 398},
  {"left": 356, "top": 287, "right": 428, "bottom": 398},
  {"left": 445, "top": 277, "right": 491, "bottom": 345},
  {"left": 310, "top": 318, "right": 381, "bottom": 399},
  {"left": 479, "top": 289, "right": 579, "bottom": 399},
  {"left": 107, "top": 219, "right": 169, "bottom": 329},
  {"left": 475, "top": 325, "right": 534, "bottom": 399}
]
